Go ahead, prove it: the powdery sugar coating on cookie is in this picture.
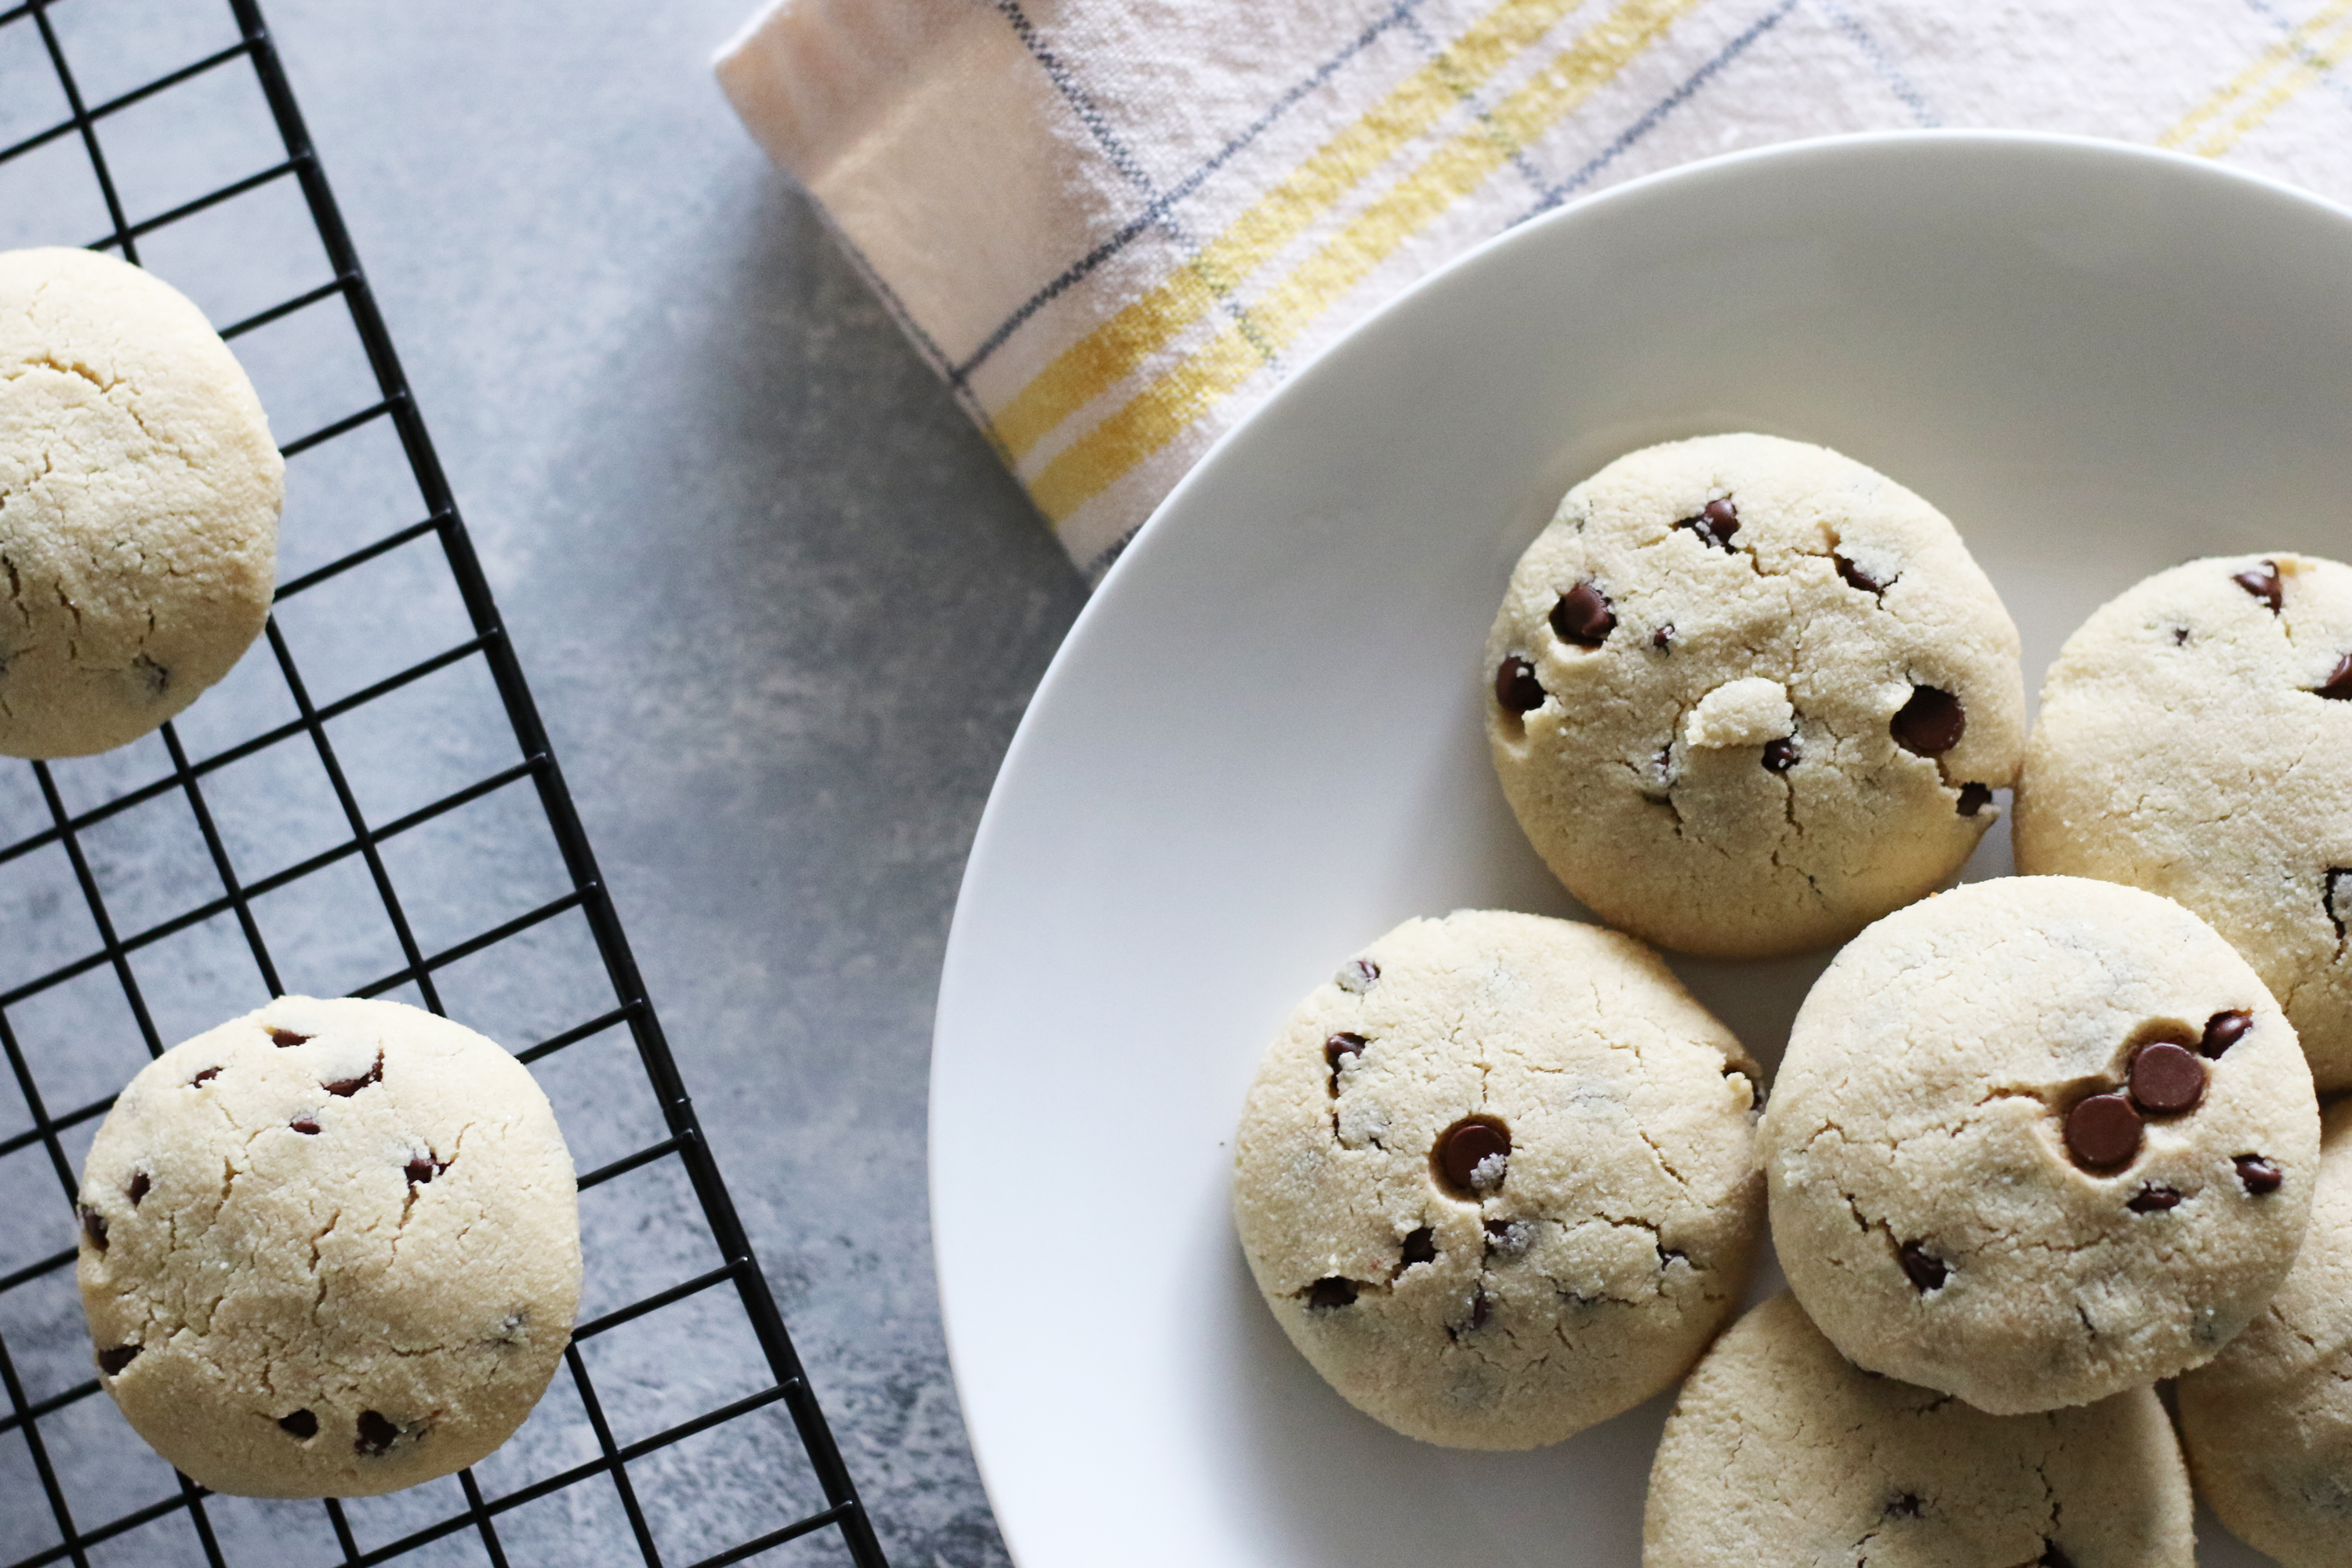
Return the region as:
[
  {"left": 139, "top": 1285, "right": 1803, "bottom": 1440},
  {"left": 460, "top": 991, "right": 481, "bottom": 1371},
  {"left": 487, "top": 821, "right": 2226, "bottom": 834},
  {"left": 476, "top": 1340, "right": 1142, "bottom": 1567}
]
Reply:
[
  {"left": 2018, "top": 552, "right": 2352, "bottom": 1092},
  {"left": 1232, "top": 909, "right": 1764, "bottom": 1449},
  {"left": 1642, "top": 1294, "right": 2193, "bottom": 1567},
  {"left": 2178, "top": 1098, "right": 2352, "bottom": 1565},
  {"left": 0, "top": 247, "right": 281, "bottom": 758},
  {"left": 77, "top": 996, "right": 579, "bottom": 1497},
  {"left": 1762, "top": 876, "right": 2319, "bottom": 1415},
  {"left": 1485, "top": 434, "right": 2024, "bottom": 959}
]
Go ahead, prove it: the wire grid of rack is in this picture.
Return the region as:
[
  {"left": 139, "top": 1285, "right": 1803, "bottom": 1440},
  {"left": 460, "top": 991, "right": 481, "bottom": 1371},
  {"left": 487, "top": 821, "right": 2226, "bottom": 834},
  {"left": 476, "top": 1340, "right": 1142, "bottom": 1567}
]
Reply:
[{"left": 0, "top": 2, "right": 886, "bottom": 1564}]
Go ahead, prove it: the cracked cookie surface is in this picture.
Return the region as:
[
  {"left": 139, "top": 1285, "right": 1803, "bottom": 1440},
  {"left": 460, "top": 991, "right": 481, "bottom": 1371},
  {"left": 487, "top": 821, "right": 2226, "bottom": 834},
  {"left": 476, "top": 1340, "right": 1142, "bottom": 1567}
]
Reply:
[
  {"left": 1643, "top": 1292, "right": 2193, "bottom": 1567},
  {"left": 1762, "top": 876, "right": 2319, "bottom": 1414},
  {"left": 1484, "top": 433, "right": 2024, "bottom": 959},
  {"left": 2017, "top": 552, "right": 2352, "bottom": 1093},
  {"left": 1232, "top": 909, "right": 1764, "bottom": 1449},
  {"left": 2178, "top": 1096, "right": 2352, "bottom": 1566},
  {"left": 0, "top": 246, "right": 281, "bottom": 758},
  {"left": 77, "top": 996, "right": 579, "bottom": 1497}
]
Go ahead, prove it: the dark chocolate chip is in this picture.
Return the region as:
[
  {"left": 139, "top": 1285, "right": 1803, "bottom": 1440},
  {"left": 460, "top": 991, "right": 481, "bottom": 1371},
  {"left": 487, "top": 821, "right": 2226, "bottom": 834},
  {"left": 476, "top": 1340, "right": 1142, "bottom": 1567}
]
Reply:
[
  {"left": 405, "top": 1157, "right": 444, "bottom": 1185},
  {"left": 190, "top": 1067, "right": 220, "bottom": 1087},
  {"left": 267, "top": 1027, "right": 310, "bottom": 1048},
  {"left": 1956, "top": 782, "right": 1992, "bottom": 817},
  {"left": 1324, "top": 1033, "right": 1367, "bottom": 1069},
  {"left": 291, "top": 1117, "right": 321, "bottom": 1136},
  {"left": 1676, "top": 497, "right": 1742, "bottom": 550},
  {"left": 1652, "top": 623, "right": 1674, "bottom": 650},
  {"left": 354, "top": 1410, "right": 402, "bottom": 1456},
  {"left": 1399, "top": 1227, "right": 1436, "bottom": 1267},
  {"left": 1468, "top": 1290, "right": 1493, "bottom": 1330},
  {"left": 1436, "top": 1117, "right": 1511, "bottom": 1195},
  {"left": 2129, "top": 1040, "right": 2205, "bottom": 1115},
  {"left": 1306, "top": 1277, "right": 1359, "bottom": 1311},
  {"left": 2236, "top": 1155, "right": 2284, "bottom": 1195},
  {"left": 1762, "top": 738, "right": 1798, "bottom": 773},
  {"left": 279, "top": 1409, "right": 318, "bottom": 1439},
  {"left": 1884, "top": 1493, "right": 1923, "bottom": 1519},
  {"left": 96, "top": 1345, "right": 139, "bottom": 1376},
  {"left": 2331, "top": 870, "right": 2350, "bottom": 943},
  {"left": 1551, "top": 582, "right": 1616, "bottom": 647},
  {"left": 1338, "top": 958, "right": 1380, "bottom": 993},
  {"left": 323, "top": 1054, "right": 382, "bottom": 1098},
  {"left": 1891, "top": 685, "right": 1965, "bottom": 756},
  {"left": 2201, "top": 1010, "right": 2253, "bottom": 1058},
  {"left": 1897, "top": 1241, "right": 1947, "bottom": 1294},
  {"left": 79, "top": 1206, "right": 107, "bottom": 1252},
  {"left": 2234, "top": 562, "right": 2283, "bottom": 613},
  {"left": 2064, "top": 1093, "right": 2143, "bottom": 1171},
  {"left": 1835, "top": 554, "right": 1885, "bottom": 594},
  {"left": 1494, "top": 655, "right": 1547, "bottom": 714},
  {"left": 2172, "top": 626, "right": 2190, "bottom": 646},
  {"left": 2316, "top": 652, "right": 2352, "bottom": 702},
  {"left": 2129, "top": 1185, "right": 2183, "bottom": 1214},
  {"left": 127, "top": 1173, "right": 149, "bottom": 1207}
]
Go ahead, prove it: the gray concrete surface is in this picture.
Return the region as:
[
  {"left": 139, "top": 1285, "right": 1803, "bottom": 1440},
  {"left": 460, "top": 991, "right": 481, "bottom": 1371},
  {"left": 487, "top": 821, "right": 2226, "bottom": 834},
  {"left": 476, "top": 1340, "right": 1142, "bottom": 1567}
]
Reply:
[{"left": 0, "top": 2, "right": 1076, "bottom": 1563}]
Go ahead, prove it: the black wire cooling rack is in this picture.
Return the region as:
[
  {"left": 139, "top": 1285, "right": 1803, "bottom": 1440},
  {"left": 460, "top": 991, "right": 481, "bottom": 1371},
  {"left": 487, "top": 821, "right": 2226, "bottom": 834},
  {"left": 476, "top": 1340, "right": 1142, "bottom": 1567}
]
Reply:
[{"left": 0, "top": 2, "right": 885, "bottom": 1564}]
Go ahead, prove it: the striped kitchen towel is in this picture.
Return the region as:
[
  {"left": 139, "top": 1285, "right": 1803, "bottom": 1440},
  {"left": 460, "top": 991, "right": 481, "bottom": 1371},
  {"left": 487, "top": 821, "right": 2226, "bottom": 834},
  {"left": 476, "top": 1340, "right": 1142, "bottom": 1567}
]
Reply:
[{"left": 716, "top": 0, "right": 2352, "bottom": 577}]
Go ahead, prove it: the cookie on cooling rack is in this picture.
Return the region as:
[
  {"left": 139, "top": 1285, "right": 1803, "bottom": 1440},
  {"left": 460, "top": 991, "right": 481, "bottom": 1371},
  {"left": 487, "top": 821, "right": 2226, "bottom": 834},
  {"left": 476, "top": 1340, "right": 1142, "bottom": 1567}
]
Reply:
[
  {"left": 0, "top": 246, "right": 281, "bottom": 759},
  {"left": 1761, "top": 875, "right": 2319, "bottom": 1415},
  {"left": 76, "top": 996, "right": 579, "bottom": 1497},
  {"left": 1644, "top": 1293, "right": 2194, "bottom": 1567},
  {"left": 1232, "top": 909, "right": 1765, "bottom": 1449},
  {"left": 2016, "top": 551, "right": 2352, "bottom": 1093},
  {"left": 1484, "top": 432, "right": 2024, "bottom": 959}
]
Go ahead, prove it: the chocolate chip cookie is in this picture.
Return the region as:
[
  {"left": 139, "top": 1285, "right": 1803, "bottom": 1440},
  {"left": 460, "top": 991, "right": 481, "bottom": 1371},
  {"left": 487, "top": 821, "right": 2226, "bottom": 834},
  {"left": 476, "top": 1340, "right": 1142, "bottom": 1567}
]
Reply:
[
  {"left": 2177, "top": 1095, "right": 2352, "bottom": 1565},
  {"left": 2017, "top": 552, "right": 2352, "bottom": 1093},
  {"left": 1644, "top": 1293, "right": 2194, "bottom": 1566},
  {"left": 77, "top": 996, "right": 579, "bottom": 1497},
  {"left": 1485, "top": 433, "right": 2024, "bottom": 959},
  {"left": 1232, "top": 909, "right": 1765, "bottom": 1448},
  {"left": 1762, "top": 875, "right": 2319, "bottom": 1414},
  {"left": 0, "top": 247, "right": 281, "bottom": 758}
]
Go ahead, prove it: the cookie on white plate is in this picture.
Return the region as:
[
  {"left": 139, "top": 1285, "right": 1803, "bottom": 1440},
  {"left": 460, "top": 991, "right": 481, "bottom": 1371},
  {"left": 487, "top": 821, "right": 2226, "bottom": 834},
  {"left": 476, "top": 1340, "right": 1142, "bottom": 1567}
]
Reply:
[
  {"left": 77, "top": 996, "right": 579, "bottom": 1497},
  {"left": 0, "top": 246, "right": 281, "bottom": 758},
  {"left": 1761, "top": 875, "right": 2318, "bottom": 1414},
  {"left": 1233, "top": 909, "right": 1764, "bottom": 1449},
  {"left": 2017, "top": 551, "right": 2352, "bottom": 1092},
  {"left": 1484, "top": 432, "right": 2024, "bottom": 959}
]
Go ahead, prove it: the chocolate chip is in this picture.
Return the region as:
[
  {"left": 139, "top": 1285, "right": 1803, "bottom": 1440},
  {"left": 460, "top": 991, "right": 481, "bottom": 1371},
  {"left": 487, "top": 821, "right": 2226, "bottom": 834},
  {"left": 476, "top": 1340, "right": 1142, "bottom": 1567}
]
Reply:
[
  {"left": 2234, "top": 561, "right": 2282, "bottom": 612},
  {"left": 1468, "top": 1289, "right": 1493, "bottom": 1329},
  {"left": 1336, "top": 958, "right": 1379, "bottom": 993},
  {"left": 2201, "top": 1010, "right": 2253, "bottom": 1058},
  {"left": 1884, "top": 1493, "right": 1923, "bottom": 1519},
  {"left": 1835, "top": 554, "right": 1885, "bottom": 594},
  {"left": 1399, "top": 1227, "right": 1436, "bottom": 1267},
  {"left": 79, "top": 1206, "right": 107, "bottom": 1252},
  {"left": 405, "top": 1157, "right": 445, "bottom": 1185},
  {"left": 279, "top": 1409, "right": 318, "bottom": 1439},
  {"left": 1762, "top": 738, "right": 1798, "bottom": 773},
  {"left": 1677, "top": 498, "right": 1741, "bottom": 550},
  {"left": 1494, "top": 655, "right": 1546, "bottom": 713},
  {"left": 1891, "top": 685, "right": 1965, "bottom": 756},
  {"left": 1652, "top": 623, "right": 1674, "bottom": 650},
  {"left": 2129, "top": 1040, "right": 2205, "bottom": 1115},
  {"left": 2129, "top": 1185, "right": 2183, "bottom": 1214},
  {"left": 1435, "top": 1117, "right": 1511, "bottom": 1195},
  {"left": 2064, "top": 1093, "right": 2143, "bottom": 1171},
  {"left": 1324, "top": 1033, "right": 1367, "bottom": 1069},
  {"left": 1306, "top": 1277, "right": 1358, "bottom": 1311},
  {"left": 2236, "top": 1155, "right": 2283, "bottom": 1195},
  {"left": 2316, "top": 652, "right": 2352, "bottom": 702},
  {"left": 323, "top": 1054, "right": 382, "bottom": 1098},
  {"left": 1956, "top": 782, "right": 1992, "bottom": 817},
  {"left": 96, "top": 1345, "right": 140, "bottom": 1376},
  {"left": 127, "top": 1173, "right": 149, "bottom": 1207},
  {"left": 190, "top": 1067, "right": 219, "bottom": 1087},
  {"left": 354, "top": 1410, "right": 403, "bottom": 1456},
  {"left": 267, "top": 1027, "right": 310, "bottom": 1047},
  {"left": 1551, "top": 582, "right": 1615, "bottom": 647},
  {"left": 291, "top": 1117, "right": 321, "bottom": 1135},
  {"left": 1897, "top": 1241, "right": 1947, "bottom": 1294},
  {"left": 2331, "top": 870, "right": 2351, "bottom": 944}
]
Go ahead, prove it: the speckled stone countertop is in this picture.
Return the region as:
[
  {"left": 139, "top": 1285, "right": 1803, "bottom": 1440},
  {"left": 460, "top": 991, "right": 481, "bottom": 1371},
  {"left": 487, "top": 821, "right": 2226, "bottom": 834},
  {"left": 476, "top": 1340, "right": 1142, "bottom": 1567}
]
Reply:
[{"left": 0, "top": 2, "right": 1080, "bottom": 1563}]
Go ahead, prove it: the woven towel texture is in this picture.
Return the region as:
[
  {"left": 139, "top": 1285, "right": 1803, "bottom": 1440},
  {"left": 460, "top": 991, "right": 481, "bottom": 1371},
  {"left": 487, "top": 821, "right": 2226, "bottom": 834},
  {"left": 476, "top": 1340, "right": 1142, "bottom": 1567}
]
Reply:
[{"left": 717, "top": 0, "right": 2352, "bottom": 575}]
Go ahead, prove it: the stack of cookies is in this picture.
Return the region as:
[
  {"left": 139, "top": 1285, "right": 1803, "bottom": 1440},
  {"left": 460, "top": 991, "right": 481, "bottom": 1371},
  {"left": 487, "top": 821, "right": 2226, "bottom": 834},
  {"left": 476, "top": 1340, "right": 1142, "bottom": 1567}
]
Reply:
[{"left": 1231, "top": 434, "right": 2352, "bottom": 1566}]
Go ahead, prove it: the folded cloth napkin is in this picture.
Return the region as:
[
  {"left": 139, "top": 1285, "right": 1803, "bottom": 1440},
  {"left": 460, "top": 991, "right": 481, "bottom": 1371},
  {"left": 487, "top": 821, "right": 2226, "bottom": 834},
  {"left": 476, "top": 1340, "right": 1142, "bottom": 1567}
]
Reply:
[{"left": 717, "top": 0, "right": 2352, "bottom": 577}]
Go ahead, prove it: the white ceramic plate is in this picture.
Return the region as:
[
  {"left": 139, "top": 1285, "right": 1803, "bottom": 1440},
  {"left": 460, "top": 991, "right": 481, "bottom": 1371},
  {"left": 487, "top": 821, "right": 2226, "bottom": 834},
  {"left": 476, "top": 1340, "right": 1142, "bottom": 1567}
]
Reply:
[{"left": 931, "top": 132, "right": 2352, "bottom": 1566}]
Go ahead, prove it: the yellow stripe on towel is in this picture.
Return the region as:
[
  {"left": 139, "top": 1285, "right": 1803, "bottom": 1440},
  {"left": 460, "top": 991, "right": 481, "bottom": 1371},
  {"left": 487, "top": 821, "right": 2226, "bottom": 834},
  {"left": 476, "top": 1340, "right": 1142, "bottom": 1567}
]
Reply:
[
  {"left": 2159, "top": 0, "right": 2352, "bottom": 158},
  {"left": 1031, "top": 0, "right": 1702, "bottom": 527}
]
